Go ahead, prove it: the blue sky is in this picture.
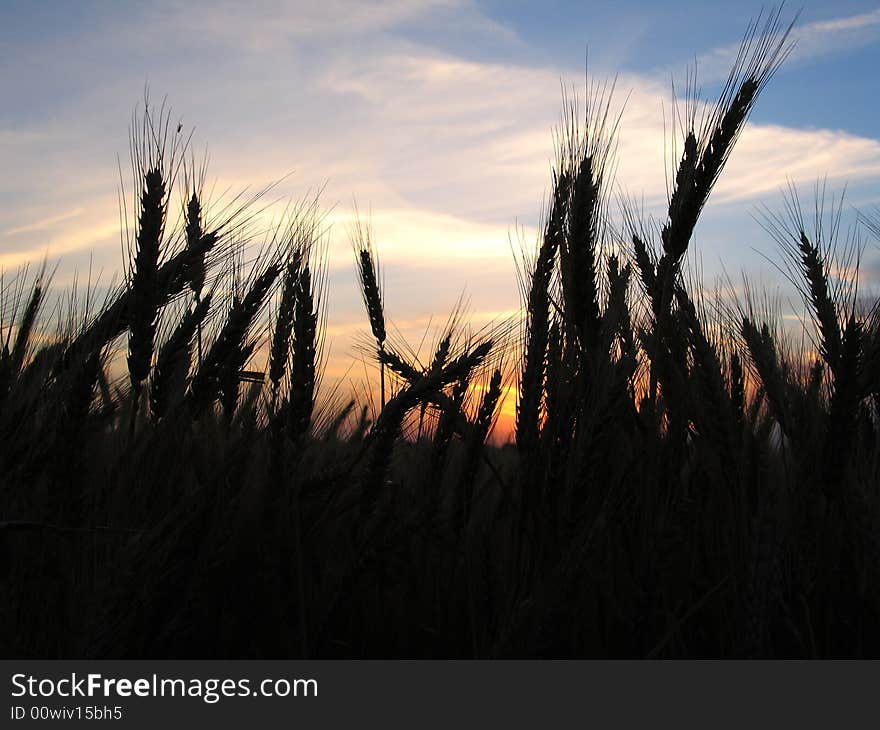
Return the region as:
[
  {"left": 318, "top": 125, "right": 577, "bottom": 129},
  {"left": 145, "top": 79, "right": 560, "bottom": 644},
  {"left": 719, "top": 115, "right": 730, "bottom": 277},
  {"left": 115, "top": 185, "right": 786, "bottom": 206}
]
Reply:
[{"left": 2, "top": 0, "right": 879, "bottom": 398}]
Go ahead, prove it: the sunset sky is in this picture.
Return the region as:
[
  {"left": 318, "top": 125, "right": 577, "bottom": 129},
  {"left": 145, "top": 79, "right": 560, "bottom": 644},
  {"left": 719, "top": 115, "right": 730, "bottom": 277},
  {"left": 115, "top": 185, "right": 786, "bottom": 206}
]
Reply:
[{"left": 2, "top": 0, "right": 880, "bottom": 423}]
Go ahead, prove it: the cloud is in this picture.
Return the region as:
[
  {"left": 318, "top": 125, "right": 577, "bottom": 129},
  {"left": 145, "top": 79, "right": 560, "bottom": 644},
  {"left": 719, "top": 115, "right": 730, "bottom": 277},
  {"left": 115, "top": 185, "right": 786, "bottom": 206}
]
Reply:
[
  {"left": 0, "top": 216, "right": 119, "bottom": 271},
  {"left": 686, "top": 6, "right": 880, "bottom": 84},
  {"left": 157, "top": 0, "right": 511, "bottom": 49},
  {"left": 3, "top": 208, "right": 85, "bottom": 238},
  {"left": 794, "top": 7, "right": 880, "bottom": 56},
  {"left": 315, "top": 48, "right": 880, "bottom": 219},
  {"left": 715, "top": 125, "right": 880, "bottom": 204}
]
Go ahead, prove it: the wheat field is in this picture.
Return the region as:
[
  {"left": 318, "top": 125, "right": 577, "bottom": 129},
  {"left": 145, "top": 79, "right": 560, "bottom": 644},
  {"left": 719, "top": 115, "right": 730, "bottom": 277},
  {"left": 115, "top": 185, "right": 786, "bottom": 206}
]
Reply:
[{"left": 2, "top": 10, "right": 880, "bottom": 658}]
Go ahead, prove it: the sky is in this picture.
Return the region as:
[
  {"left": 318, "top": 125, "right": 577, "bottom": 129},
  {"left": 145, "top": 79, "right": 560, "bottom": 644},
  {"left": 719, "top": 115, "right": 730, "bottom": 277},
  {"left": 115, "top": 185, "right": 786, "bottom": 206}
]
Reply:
[{"left": 2, "top": 0, "right": 880, "bottom": 424}]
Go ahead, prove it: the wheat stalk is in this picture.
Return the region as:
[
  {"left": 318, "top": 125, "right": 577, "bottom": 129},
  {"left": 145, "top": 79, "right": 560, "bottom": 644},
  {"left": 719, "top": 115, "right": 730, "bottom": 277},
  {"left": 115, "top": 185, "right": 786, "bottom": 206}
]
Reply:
[{"left": 150, "top": 293, "right": 212, "bottom": 421}]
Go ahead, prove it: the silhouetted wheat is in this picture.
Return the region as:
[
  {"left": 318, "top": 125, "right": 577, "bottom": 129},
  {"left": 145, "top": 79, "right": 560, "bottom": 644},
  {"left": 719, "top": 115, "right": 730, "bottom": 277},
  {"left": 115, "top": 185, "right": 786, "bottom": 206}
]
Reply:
[
  {"left": 127, "top": 166, "right": 166, "bottom": 395},
  {"left": 354, "top": 223, "right": 387, "bottom": 408},
  {"left": 268, "top": 258, "right": 300, "bottom": 409},
  {"left": 286, "top": 263, "right": 318, "bottom": 443},
  {"left": 188, "top": 263, "right": 280, "bottom": 416},
  {"left": 6, "top": 9, "right": 880, "bottom": 660},
  {"left": 150, "top": 293, "right": 212, "bottom": 421}
]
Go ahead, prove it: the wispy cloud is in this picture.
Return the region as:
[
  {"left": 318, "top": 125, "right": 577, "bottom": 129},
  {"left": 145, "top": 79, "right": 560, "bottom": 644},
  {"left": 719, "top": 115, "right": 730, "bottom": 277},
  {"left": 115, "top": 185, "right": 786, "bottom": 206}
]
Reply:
[
  {"left": 3, "top": 208, "right": 85, "bottom": 238},
  {"left": 796, "top": 6, "right": 880, "bottom": 48},
  {"left": 686, "top": 6, "right": 880, "bottom": 84}
]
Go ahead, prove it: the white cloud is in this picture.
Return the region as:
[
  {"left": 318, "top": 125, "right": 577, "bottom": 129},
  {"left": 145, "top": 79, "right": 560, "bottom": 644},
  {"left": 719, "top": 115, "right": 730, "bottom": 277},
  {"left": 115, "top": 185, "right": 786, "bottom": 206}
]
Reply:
[
  {"left": 687, "top": 6, "right": 880, "bottom": 84},
  {"left": 716, "top": 125, "right": 880, "bottom": 204},
  {"left": 795, "top": 7, "right": 880, "bottom": 53}
]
